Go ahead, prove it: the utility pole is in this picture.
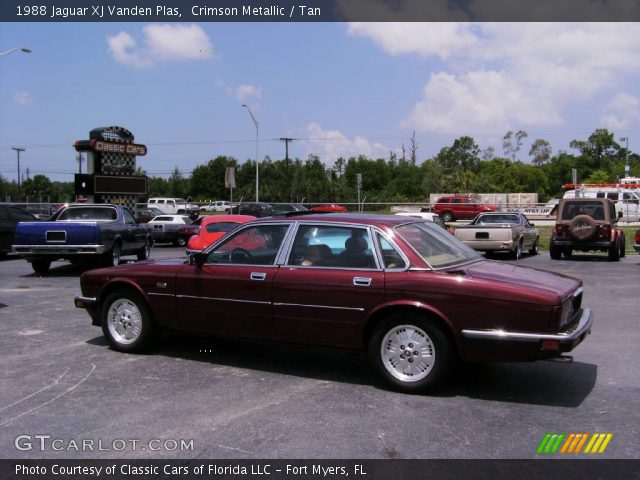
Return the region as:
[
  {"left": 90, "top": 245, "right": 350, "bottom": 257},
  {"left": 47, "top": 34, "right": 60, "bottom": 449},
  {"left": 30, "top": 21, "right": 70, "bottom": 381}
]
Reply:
[
  {"left": 620, "top": 137, "right": 630, "bottom": 178},
  {"left": 77, "top": 151, "right": 84, "bottom": 174},
  {"left": 26, "top": 168, "right": 30, "bottom": 181},
  {"left": 278, "top": 137, "right": 296, "bottom": 169},
  {"left": 11, "top": 146, "right": 25, "bottom": 196}
]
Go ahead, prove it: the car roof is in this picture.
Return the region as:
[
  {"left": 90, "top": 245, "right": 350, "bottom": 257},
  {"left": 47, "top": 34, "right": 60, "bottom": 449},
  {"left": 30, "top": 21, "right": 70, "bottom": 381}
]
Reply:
[{"left": 252, "top": 213, "right": 416, "bottom": 228}]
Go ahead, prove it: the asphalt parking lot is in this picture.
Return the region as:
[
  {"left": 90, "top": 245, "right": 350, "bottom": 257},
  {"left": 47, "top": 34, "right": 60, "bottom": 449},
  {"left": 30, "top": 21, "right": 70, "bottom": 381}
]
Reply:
[{"left": 0, "top": 247, "right": 638, "bottom": 460}]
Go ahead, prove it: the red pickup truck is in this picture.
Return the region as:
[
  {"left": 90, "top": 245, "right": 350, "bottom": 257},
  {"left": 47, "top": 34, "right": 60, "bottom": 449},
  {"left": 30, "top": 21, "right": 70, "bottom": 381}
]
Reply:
[{"left": 432, "top": 196, "right": 496, "bottom": 222}]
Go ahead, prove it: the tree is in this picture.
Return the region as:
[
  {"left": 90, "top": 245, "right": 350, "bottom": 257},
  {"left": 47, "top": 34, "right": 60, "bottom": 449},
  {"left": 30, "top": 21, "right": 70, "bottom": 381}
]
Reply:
[
  {"left": 434, "top": 136, "right": 481, "bottom": 173},
  {"left": 569, "top": 128, "right": 620, "bottom": 169},
  {"left": 529, "top": 139, "right": 552, "bottom": 167},
  {"left": 502, "top": 130, "right": 528, "bottom": 161},
  {"left": 409, "top": 131, "right": 419, "bottom": 165},
  {"left": 481, "top": 146, "right": 495, "bottom": 161},
  {"left": 22, "top": 174, "right": 54, "bottom": 201},
  {"left": 168, "top": 166, "right": 188, "bottom": 198}
]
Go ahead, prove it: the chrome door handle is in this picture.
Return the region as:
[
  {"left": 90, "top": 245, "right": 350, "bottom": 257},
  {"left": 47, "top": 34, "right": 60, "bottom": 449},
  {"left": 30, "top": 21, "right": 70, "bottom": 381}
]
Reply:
[
  {"left": 250, "top": 272, "right": 267, "bottom": 281},
  {"left": 353, "top": 277, "right": 372, "bottom": 286}
]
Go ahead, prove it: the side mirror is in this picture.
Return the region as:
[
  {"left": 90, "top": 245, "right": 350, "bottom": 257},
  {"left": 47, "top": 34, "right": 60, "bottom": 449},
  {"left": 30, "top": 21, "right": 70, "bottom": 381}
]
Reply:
[
  {"left": 530, "top": 223, "right": 535, "bottom": 227},
  {"left": 191, "top": 252, "right": 205, "bottom": 267},
  {"left": 618, "top": 211, "right": 623, "bottom": 219}
]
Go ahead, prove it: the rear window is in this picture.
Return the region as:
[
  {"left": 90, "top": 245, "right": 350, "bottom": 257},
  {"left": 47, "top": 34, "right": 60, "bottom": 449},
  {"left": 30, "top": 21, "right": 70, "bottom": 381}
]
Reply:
[
  {"left": 58, "top": 207, "right": 117, "bottom": 221},
  {"left": 205, "top": 222, "right": 240, "bottom": 233},
  {"left": 153, "top": 216, "right": 174, "bottom": 222},
  {"left": 561, "top": 202, "right": 605, "bottom": 221}
]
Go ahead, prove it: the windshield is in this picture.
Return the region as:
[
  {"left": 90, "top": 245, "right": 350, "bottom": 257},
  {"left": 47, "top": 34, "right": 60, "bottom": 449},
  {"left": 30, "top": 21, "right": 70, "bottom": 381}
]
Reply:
[
  {"left": 395, "top": 221, "right": 480, "bottom": 269},
  {"left": 472, "top": 214, "right": 519, "bottom": 224},
  {"left": 57, "top": 207, "right": 117, "bottom": 221}
]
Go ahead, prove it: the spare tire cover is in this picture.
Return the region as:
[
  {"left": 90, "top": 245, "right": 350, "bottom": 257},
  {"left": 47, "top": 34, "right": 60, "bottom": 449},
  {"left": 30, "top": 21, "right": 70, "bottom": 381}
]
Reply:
[{"left": 569, "top": 214, "right": 597, "bottom": 240}]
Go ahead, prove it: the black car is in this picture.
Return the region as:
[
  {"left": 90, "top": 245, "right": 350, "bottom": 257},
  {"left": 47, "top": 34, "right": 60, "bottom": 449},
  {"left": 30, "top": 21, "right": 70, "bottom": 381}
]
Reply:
[
  {"left": 0, "top": 204, "right": 38, "bottom": 257},
  {"left": 229, "top": 202, "right": 275, "bottom": 217},
  {"left": 271, "top": 203, "right": 308, "bottom": 214},
  {"left": 134, "top": 207, "right": 164, "bottom": 223}
]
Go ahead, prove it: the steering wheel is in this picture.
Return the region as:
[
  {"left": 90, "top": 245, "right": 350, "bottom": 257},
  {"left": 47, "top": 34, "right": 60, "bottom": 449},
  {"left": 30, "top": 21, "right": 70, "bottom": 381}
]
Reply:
[{"left": 230, "top": 247, "right": 253, "bottom": 264}]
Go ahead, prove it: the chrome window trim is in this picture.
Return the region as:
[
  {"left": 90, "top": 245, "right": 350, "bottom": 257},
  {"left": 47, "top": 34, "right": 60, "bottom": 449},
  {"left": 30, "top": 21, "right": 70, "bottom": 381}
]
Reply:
[
  {"left": 371, "top": 227, "right": 410, "bottom": 272},
  {"left": 201, "top": 222, "right": 294, "bottom": 267},
  {"left": 282, "top": 221, "right": 382, "bottom": 271}
]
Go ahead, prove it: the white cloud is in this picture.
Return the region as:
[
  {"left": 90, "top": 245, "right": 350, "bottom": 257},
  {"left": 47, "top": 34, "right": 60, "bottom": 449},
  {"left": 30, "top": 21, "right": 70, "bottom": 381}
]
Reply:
[
  {"left": 13, "top": 91, "right": 33, "bottom": 107},
  {"left": 600, "top": 93, "right": 640, "bottom": 131},
  {"left": 350, "top": 23, "right": 640, "bottom": 136},
  {"left": 304, "top": 123, "right": 391, "bottom": 165},
  {"left": 107, "top": 24, "right": 213, "bottom": 68},
  {"left": 231, "top": 84, "right": 262, "bottom": 103}
]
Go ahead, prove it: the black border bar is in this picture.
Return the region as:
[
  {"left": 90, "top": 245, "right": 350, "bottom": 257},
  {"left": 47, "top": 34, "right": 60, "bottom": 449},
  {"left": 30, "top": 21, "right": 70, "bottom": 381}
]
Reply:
[
  {"left": 3, "top": 460, "right": 640, "bottom": 480},
  {"left": 2, "top": 0, "right": 640, "bottom": 22}
]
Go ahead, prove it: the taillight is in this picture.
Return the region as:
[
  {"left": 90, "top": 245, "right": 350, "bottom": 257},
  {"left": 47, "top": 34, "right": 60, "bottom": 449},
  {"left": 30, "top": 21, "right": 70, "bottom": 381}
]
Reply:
[
  {"left": 553, "top": 225, "right": 568, "bottom": 238},
  {"left": 635, "top": 230, "right": 640, "bottom": 243},
  {"left": 599, "top": 225, "right": 611, "bottom": 240}
]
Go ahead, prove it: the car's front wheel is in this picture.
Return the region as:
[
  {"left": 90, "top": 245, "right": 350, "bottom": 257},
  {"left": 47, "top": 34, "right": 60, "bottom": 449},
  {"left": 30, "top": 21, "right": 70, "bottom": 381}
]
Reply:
[
  {"left": 368, "top": 313, "right": 454, "bottom": 393},
  {"left": 101, "top": 289, "right": 155, "bottom": 353},
  {"left": 608, "top": 237, "right": 621, "bottom": 261}
]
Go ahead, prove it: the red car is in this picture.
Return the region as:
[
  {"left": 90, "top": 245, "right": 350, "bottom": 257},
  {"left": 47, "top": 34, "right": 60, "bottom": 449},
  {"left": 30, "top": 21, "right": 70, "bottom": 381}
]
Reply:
[
  {"left": 310, "top": 204, "right": 348, "bottom": 213},
  {"left": 186, "top": 215, "right": 256, "bottom": 253},
  {"left": 432, "top": 196, "right": 496, "bottom": 222},
  {"left": 75, "top": 213, "right": 592, "bottom": 393}
]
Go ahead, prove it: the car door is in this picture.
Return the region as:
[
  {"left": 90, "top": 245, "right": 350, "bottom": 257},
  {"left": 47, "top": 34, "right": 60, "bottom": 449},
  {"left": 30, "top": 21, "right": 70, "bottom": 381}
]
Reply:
[
  {"left": 271, "top": 223, "right": 385, "bottom": 347},
  {"left": 175, "top": 223, "right": 292, "bottom": 337},
  {"left": 121, "top": 208, "right": 146, "bottom": 252}
]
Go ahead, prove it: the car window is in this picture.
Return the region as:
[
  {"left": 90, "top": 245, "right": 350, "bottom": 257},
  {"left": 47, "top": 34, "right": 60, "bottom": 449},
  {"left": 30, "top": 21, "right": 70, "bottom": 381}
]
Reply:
[
  {"left": 123, "top": 209, "right": 136, "bottom": 224},
  {"left": 205, "top": 224, "right": 289, "bottom": 265},
  {"left": 396, "top": 221, "right": 480, "bottom": 269},
  {"left": 58, "top": 207, "right": 117, "bottom": 221},
  {"left": 287, "top": 224, "right": 376, "bottom": 269},
  {"left": 205, "top": 222, "right": 240, "bottom": 233},
  {"left": 153, "top": 216, "right": 173, "bottom": 222},
  {"left": 561, "top": 201, "right": 605, "bottom": 220},
  {"left": 149, "top": 199, "right": 156, "bottom": 204},
  {"left": 376, "top": 233, "right": 407, "bottom": 269}
]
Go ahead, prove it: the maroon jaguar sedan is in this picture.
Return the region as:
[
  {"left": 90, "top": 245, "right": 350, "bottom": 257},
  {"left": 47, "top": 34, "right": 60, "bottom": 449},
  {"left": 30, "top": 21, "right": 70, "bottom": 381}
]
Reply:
[{"left": 75, "top": 214, "right": 592, "bottom": 393}]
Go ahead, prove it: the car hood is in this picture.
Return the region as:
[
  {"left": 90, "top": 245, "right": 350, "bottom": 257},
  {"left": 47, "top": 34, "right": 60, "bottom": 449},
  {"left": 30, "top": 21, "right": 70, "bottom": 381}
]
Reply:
[{"left": 461, "top": 260, "right": 580, "bottom": 301}]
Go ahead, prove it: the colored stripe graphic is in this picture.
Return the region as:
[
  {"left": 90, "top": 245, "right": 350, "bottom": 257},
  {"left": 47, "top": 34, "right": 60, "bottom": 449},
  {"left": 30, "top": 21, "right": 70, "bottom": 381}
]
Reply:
[{"left": 538, "top": 433, "right": 613, "bottom": 454}]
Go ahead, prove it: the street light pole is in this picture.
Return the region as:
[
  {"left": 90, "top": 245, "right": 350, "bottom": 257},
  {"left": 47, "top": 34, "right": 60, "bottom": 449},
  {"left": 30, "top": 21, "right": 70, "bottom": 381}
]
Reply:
[
  {"left": 0, "top": 47, "right": 32, "bottom": 58},
  {"left": 619, "top": 137, "right": 630, "bottom": 178},
  {"left": 242, "top": 104, "right": 260, "bottom": 202},
  {"left": 11, "top": 147, "right": 25, "bottom": 196}
]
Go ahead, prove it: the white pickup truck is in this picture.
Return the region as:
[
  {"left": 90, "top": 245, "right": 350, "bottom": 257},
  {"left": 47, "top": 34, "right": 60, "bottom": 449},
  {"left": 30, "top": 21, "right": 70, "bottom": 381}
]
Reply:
[{"left": 454, "top": 212, "right": 539, "bottom": 259}]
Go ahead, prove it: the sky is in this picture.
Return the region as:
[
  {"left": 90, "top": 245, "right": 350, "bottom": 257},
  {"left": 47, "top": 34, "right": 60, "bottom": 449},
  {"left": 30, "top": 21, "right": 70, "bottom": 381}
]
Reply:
[{"left": 1, "top": 22, "right": 639, "bottom": 183}]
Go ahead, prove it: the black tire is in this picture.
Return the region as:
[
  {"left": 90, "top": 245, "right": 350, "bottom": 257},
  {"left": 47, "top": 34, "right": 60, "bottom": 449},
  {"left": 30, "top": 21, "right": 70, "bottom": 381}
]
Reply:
[
  {"left": 177, "top": 237, "right": 187, "bottom": 247},
  {"left": 549, "top": 241, "right": 562, "bottom": 260},
  {"left": 101, "top": 289, "right": 155, "bottom": 353},
  {"left": 103, "top": 242, "right": 121, "bottom": 267},
  {"left": 511, "top": 239, "right": 523, "bottom": 260},
  {"left": 368, "top": 312, "right": 454, "bottom": 393},
  {"left": 441, "top": 211, "right": 454, "bottom": 223},
  {"left": 136, "top": 240, "right": 151, "bottom": 261},
  {"left": 608, "top": 238, "right": 620, "bottom": 262},
  {"left": 31, "top": 260, "right": 51, "bottom": 274},
  {"left": 529, "top": 237, "right": 539, "bottom": 255},
  {"left": 620, "top": 234, "right": 626, "bottom": 258},
  {"left": 563, "top": 249, "right": 573, "bottom": 258}
]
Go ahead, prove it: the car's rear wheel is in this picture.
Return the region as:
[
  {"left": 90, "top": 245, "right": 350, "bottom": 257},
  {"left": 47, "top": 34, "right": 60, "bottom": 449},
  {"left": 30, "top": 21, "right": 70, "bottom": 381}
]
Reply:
[
  {"left": 511, "top": 239, "right": 523, "bottom": 259},
  {"left": 619, "top": 234, "right": 626, "bottom": 258},
  {"left": 608, "top": 237, "right": 620, "bottom": 261},
  {"left": 102, "top": 289, "right": 155, "bottom": 353},
  {"left": 549, "top": 241, "right": 562, "bottom": 260},
  {"left": 136, "top": 240, "right": 151, "bottom": 261},
  {"left": 103, "top": 243, "right": 121, "bottom": 267},
  {"left": 441, "top": 212, "right": 454, "bottom": 223},
  {"left": 31, "top": 260, "right": 51, "bottom": 274},
  {"left": 368, "top": 313, "right": 454, "bottom": 393}
]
